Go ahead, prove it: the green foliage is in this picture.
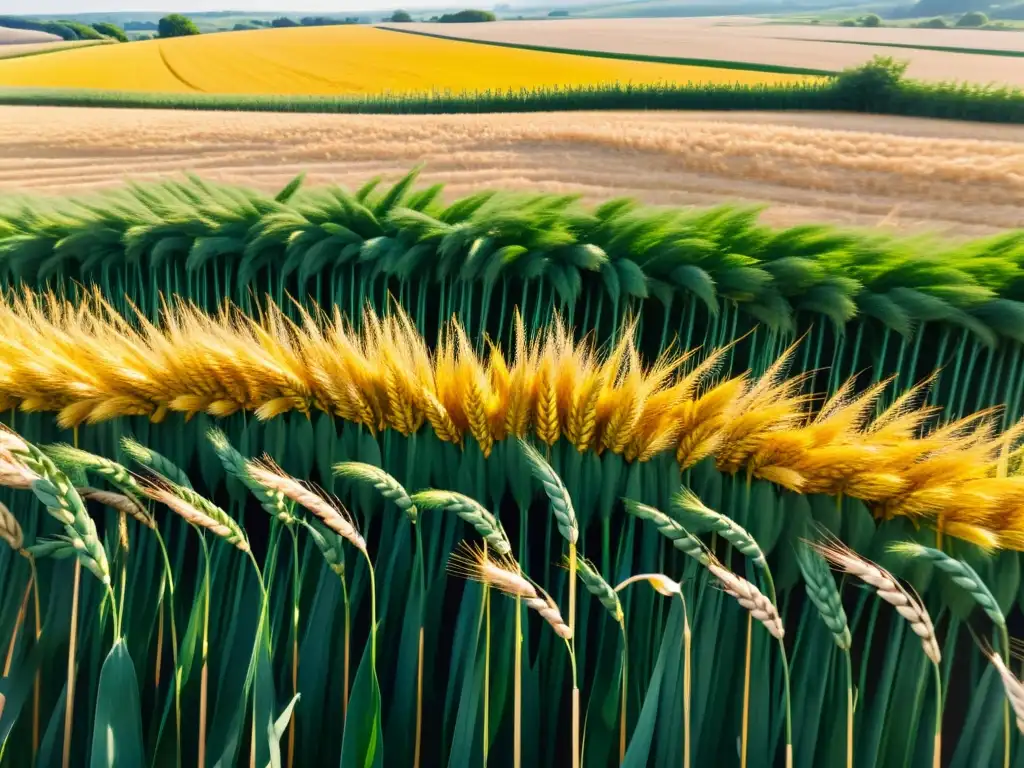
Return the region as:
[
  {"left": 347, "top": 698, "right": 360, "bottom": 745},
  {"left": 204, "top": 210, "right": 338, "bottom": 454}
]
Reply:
[
  {"left": 833, "top": 55, "right": 909, "bottom": 112},
  {"left": 860, "top": 13, "right": 883, "bottom": 26},
  {"left": 916, "top": 17, "right": 949, "bottom": 27},
  {"left": 0, "top": 15, "right": 82, "bottom": 40},
  {"left": 436, "top": 9, "right": 497, "bottom": 22},
  {"left": 957, "top": 10, "right": 990, "bottom": 25},
  {"left": 90, "top": 21, "right": 128, "bottom": 41},
  {"left": 56, "top": 20, "right": 105, "bottom": 40},
  {"left": 271, "top": 17, "right": 298, "bottom": 27},
  {"left": 389, "top": 10, "right": 413, "bottom": 22},
  {"left": 157, "top": 13, "right": 199, "bottom": 38}
]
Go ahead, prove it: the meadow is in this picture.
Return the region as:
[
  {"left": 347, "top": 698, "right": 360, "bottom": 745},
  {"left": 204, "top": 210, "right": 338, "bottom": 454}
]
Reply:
[{"left": 0, "top": 25, "right": 814, "bottom": 96}]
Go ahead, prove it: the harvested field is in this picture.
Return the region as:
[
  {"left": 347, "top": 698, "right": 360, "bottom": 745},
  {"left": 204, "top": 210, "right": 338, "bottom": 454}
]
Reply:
[
  {"left": 0, "top": 40, "right": 105, "bottom": 60},
  {"left": 0, "top": 25, "right": 59, "bottom": 45},
  {"left": 0, "top": 105, "right": 1019, "bottom": 236},
  {"left": 385, "top": 19, "right": 1023, "bottom": 85},
  {"left": 0, "top": 25, "right": 811, "bottom": 96}
]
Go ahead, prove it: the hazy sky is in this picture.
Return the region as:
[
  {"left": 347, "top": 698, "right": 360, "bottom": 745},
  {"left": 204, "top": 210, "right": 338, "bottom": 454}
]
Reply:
[{"left": 0, "top": 0, "right": 443, "bottom": 13}]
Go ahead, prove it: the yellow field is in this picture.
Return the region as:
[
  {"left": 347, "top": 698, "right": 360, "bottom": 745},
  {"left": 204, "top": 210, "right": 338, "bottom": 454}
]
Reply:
[{"left": 0, "top": 26, "right": 813, "bottom": 96}]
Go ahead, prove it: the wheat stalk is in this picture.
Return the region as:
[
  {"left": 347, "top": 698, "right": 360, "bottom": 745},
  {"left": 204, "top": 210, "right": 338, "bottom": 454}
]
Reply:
[
  {"left": 410, "top": 490, "right": 510, "bottom": 554},
  {"left": 247, "top": 458, "right": 365, "bottom": 552},
  {"left": 77, "top": 486, "right": 155, "bottom": 530},
  {"left": 334, "top": 461, "right": 417, "bottom": 523},
  {"left": 449, "top": 541, "right": 570, "bottom": 639},
  {"left": 518, "top": 439, "right": 578, "bottom": 544},
  {"left": 46, "top": 444, "right": 144, "bottom": 498},
  {"left": 121, "top": 436, "right": 194, "bottom": 490}
]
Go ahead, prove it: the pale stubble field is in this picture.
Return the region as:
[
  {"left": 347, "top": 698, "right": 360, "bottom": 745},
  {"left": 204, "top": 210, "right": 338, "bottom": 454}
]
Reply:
[{"left": 0, "top": 106, "right": 1020, "bottom": 236}]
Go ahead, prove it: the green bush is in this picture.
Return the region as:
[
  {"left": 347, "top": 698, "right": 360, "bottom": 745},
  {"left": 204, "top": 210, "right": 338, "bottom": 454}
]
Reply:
[
  {"left": 833, "top": 55, "right": 908, "bottom": 111},
  {"left": 859, "top": 13, "right": 883, "bottom": 26},
  {"left": 271, "top": 17, "right": 298, "bottom": 27},
  {"left": 839, "top": 18, "right": 857, "bottom": 26},
  {"left": 390, "top": 10, "right": 413, "bottom": 22},
  {"left": 91, "top": 21, "right": 128, "bottom": 42},
  {"left": 916, "top": 17, "right": 949, "bottom": 28},
  {"left": 956, "top": 10, "right": 988, "bottom": 26},
  {"left": 157, "top": 13, "right": 200, "bottom": 38},
  {"left": 437, "top": 9, "right": 497, "bottom": 22}
]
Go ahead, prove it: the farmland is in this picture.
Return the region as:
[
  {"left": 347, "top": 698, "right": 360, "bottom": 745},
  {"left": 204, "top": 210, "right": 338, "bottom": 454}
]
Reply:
[
  {"left": 0, "top": 25, "right": 813, "bottom": 96},
  {"left": 0, "top": 106, "right": 1019, "bottom": 235},
  {"left": 387, "top": 18, "right": 1024, "bottom": 85},
  {"left": 2, "top": 12, "right": 1024, "bottom": 768}
]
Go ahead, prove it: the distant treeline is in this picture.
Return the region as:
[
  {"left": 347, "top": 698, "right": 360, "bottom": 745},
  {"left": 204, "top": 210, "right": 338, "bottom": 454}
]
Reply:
[
  {"left": 436, "top": 10, "right": 497, "bottom": 22},
  {"left": 0, "top": 15, "right": 111, "bottom": 41}
]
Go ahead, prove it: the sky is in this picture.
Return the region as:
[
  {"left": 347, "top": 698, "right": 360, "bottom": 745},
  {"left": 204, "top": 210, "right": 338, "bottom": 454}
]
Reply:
[{"left": 0, "top": 0, "right": 447, "bottom": 13}]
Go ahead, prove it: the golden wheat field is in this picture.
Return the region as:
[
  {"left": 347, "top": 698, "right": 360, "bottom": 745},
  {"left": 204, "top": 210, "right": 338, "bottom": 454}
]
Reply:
[
  {"left": 0, "top": 106, "right": 1020, "bottom": 235},
  {"left": 0, "top": 25, "right": 813, "bottom": 95},
  {"left": 389, "top": 18, "right": 1022, "bottom": 85}
]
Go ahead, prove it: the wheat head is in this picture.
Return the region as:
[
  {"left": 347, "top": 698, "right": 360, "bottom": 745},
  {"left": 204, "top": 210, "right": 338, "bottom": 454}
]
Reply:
[
  {"left": 624, "top": 500, "right": 709, "bottom": 565},
  {"left": 708, "top": 561, "right": 785, "bottom": 640},
  {"left": 334, "top": 461, "right": 416, "bottom": 523},
  {"left": 142, "top": 479, "right": 248, "bottom": 552},
  {"left": 795, "top": 542, "right": 851, "bottom": 649},
  {"left": 0, "top": 502, "right": 23, "bottom": 551},
  {"left": 246, "top": 458, "right": 365, "bottom": 552},
  {"left": 207, "top": 428, "right": 294, "bottom": 525},
  {"left": 813, "top": 538, "right": 940, "bottom": 664},
  {"left": 78, "top": 486, "right": 155, "bottom": 530},
  {"left": 575, "top": 557, "right": 623, "bottom": 623},
  {"left": 519, "top": 439, "right": 578, "bottom": 545},
  {"left": 410, "top": 489, "right": 510, "bottom": 555},
  {"left": 449, "top": 541, "right": 570, "bottom": 639},
  {"left": 990, "top": 651, "right": 1024, "bottom": 734},
  {"left": 673, "top": 487, "right": 765, "bottom": 567}
]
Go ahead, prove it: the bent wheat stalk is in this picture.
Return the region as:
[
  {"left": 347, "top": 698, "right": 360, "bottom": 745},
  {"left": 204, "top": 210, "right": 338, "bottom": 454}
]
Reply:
[
  {"left": 615, "top": 572, "right": 690, "bottom": 768},
  {"left": 813, "top": 538, "right": 942, "bottom": 768},
  {"left": 990, "top": 651, "right": 1024, "bottom": 735}
]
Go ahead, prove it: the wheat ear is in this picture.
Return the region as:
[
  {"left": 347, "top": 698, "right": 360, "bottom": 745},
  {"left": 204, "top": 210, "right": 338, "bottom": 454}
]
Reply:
[
  {"left": 142, "top": 479, "right": 249, "bottom": 552},
  {"left": 708, "top": 562, "right": 785, "bottom": 640},
  {"left": 121, "top": 437, "right": 194, "bottom": 490},
  {"left": 206, "top": 429, "right": 294, "bottom": 524},
  {"left": 449, "top": 541, "right": 571, "bottom": 639},
  {"left": 990, "top": 652, "right": 1024, "bottom": 734},
  {"left": 624, "top": 500, "right": 710, "bottom": 565},
  {"left": 813, "top": 539, "right": 940, "bottom": 664},
  {"left": 45, "top": 445, "right": 144, "bottom": 499},
  {"left": 673, "top": 487, "right": 766, "bottom": 568},
  {"left": 411, "top": 490, "right": 511, "bottom": 554},
  {"left": 334, "top": 461, "right": 417, "bottom": 523},
  {"left": 796, "top": 543, "right": 851, "bottom": 648},
  {"left": 0, "top": 429, "right": 111, "bottom": 586},
  {"left": 246, "top": 458, "right": 366, "bottom": 552},
  {"left": 575, "top": 557, "right": 623, "bottom": 622},
  {"left": 0, "top": 501, "right": 23, "bottom": 551}
]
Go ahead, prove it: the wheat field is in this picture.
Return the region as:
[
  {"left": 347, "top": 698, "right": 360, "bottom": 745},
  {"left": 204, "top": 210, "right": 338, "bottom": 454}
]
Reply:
[
  {"left": 0, "top": 25, "right": 812, "bottom": 95},
  {"left": 0, "top": 106, "right": 1019, "bottom": 235},
  {"left": 388, "top": 18, "right": 1024, "bottom": 86}
]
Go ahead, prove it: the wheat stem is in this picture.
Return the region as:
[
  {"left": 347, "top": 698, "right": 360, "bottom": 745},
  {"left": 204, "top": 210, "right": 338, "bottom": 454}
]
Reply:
[
  {"left": 288, "top": 526, "right": 300, "bottom": 768},
  {"left": 63, "top": 558, "right": 80, "bottom": 768},
  {"left": 932, "top": 660, "right": 943, "bottom": 768},
  {"left": 153, "top": 525, "right": 182, "bottom": 768},
  {"left": 619, "top": 624, "right": 628, "bottom": 766},
  {"left": 484, "top": 577, "right": 491, "bottom": 766},
  {"left": 414, "top": 523, "right": 426, "bottom": 768},
  {"left": 341, "top": 567, "right": 351, "bottom": 722},
  {"left": 845, "top": 649, "right": 854, "bottom": 768},
  {"left": 680, "top": 592, "right": 692, "bottom": 768},
  {"left": 198, "top": 535, "right": 211, "bottom": 768},
  {"left": 29, "top": 553, "right": 40, "bottom": 760},
  {"left": 741, "top": 613, "right": 751, "bottom": 768},
  {"left": 3, "top": 574, "right": 31, "bottom": 676}
]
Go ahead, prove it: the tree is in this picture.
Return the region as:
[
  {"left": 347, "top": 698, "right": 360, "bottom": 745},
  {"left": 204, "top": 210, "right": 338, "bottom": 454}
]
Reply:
[
  {"left": 271, "top": 17, "right": 298, "bottom": 27},
  {"left": 437, "top": 9, "right": 497, "bottom": 22},
  {"left": 91, "top": 21, "right": 128, "bottom": 41},
  {"left": 833, "top": 56, "right": 908, "bottom": 111},
  {"left": 916, "top": 17, "right": 948, "bottom": 27},
  {"left": 158, "top": 14, "right": 200, "bottom": 38},
  {"left": 859, "top": 13, "right": 882, "bottom": 26},
  {"left": 390, "top": 10, "right": 413, "bottom": 21},
  {"left": 956, "top": 10, "right": 988, "bottom": 25},
  {"left": 839, "top": 18, "right": 857, "bottom": 26}
]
